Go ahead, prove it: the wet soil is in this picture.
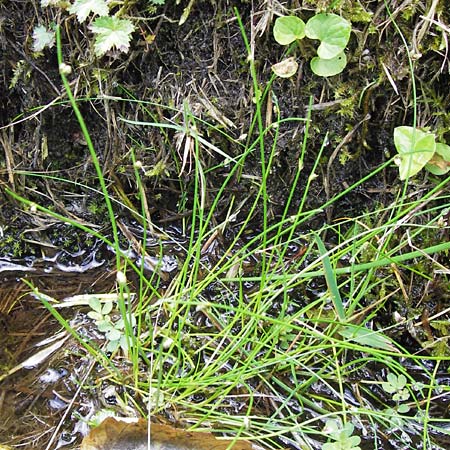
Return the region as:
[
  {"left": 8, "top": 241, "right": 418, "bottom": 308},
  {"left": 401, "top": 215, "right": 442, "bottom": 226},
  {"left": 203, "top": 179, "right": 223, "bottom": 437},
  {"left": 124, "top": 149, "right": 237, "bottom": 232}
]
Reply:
[{"left": 1, "top": 0, "right": 450, "bottom": 448}]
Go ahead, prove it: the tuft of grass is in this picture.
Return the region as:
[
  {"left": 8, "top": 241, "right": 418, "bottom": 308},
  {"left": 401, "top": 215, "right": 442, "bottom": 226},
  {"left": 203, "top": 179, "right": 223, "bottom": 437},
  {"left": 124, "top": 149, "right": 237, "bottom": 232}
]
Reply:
[{"left": 5, "top": 16, "right": 450, "bottom": 450}]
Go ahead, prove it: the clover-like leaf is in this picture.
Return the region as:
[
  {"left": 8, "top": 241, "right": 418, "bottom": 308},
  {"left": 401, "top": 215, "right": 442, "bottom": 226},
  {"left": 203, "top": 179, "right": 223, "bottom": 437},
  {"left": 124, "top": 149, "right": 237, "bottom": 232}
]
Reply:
[
  {"left": 87, "top": 310, "right": 104, "bottom": 322},
  {"left": 101, "top": 301, "right": 113, "bottom": 315},
  {"left": 90, "top": 16, "right": 135, "bottom": 57},
  {"left": 97, "top": 319, "right": 113, "bottom": 332},
  {"left": 305, "top": 14, "right": 351, "bottom": 59},
  {"left": 271, "top": 57, "right": 298, "bottom": 78},
  {"left": 69, "top": 0, "right": 109, "bottom": 23},
  {"left": 310, "top": 52, "right": 347, "bottom": 77},
  {"left": 382, "top": 373, "right": 410, "bottom": 402},
  {"left": 273, "top": 16, "right": 306, "bottom": 45},
  {"left": 394, "top": 126, "right": 436, "bottom": 180},
  {"left": 106, "top": 338, "right": 121, "bottom": 353},
  {"left": 323, "top": 420, "right": 361, "bottom": 450},
  {"left": 106, "top": 328, "right": 122, "bottom": 341},
  {"left": 88, "top": 297, "right": 102, "bottom": 313},
  {"left": 32, "top": 25, "right": 55, "bottom": 52},
  {"left": 384, "top": 373, "right": 407, "bottom": 392}
]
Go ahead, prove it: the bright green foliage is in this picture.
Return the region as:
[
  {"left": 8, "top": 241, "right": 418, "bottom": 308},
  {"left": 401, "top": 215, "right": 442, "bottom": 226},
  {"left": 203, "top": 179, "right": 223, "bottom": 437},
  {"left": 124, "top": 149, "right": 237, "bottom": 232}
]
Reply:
[
  {"left": 273, "top": 16, "right": 306, "bottom": 45},
  {"left": 272, "top": 13, "right": 351, "bottom": 77},
  {"left": 383, "top": 405, "right": 410, "bottom": 432},
  {"left": 87, "top": 297, "right": 136, "bottom": 354},
  {"left": 45, "top": 0, "right": 135, "bottom": 57},
  {"left": 87, "top": 297, "right": 113, "bottom": 323},
  {"left": 339, "top": 324, "right": 395, "bottom": 351},
  {"left": 305, "top": 14, "right": 351, "bottom": 59},
  {"left": 310, "top": 52, "right": 347, "bottom": 77},
  {"left": 32, "top": 25, "right": 55, "bottom": 52},
  {"left": 382, "top": 373, "right": 410, "bottom": 402},
  {"left": 69, "top": 0, "right": 109, "bottom": 23},
  {"left": 90, "top": 16, "right": 135, "bottom": 57},
  {"left": 322, "top": 419, "right": 361, "bottom": 450},
  {"left": 314, "top": 231, "right": 345, "bottom": 321},
  {"left": 393, "top": 126, "right": 442, "bottom": 180}
]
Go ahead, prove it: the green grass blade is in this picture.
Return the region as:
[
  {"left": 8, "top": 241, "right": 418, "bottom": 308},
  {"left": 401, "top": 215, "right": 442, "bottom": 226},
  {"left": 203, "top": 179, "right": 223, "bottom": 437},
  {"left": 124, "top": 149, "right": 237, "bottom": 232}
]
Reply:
[{"left": 313, "top": 231, "right": 346, "bottom": 321}]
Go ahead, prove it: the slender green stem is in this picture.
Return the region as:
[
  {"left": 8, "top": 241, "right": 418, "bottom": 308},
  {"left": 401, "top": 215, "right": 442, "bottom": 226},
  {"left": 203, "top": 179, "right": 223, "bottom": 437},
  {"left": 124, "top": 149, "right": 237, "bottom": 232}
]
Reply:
[{"left": 55, "top": 25, "right": 121, "bottom": 271}]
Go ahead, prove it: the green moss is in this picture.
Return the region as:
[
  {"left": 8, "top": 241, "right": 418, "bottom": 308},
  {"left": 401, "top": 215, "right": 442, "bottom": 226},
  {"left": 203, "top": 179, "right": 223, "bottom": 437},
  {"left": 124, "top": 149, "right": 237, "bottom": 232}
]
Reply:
[
  {"left": 337, "top": 97, "right": 357, "bottom": 119},
  {"left": 303, "top": 0, "right": 373, "bottom": 23},
  {"left": 343, "top": 0, "right": 373, "bottom": 23},
  {"left": 12, "top": 241, "right": 23, "bottom": 257},
  {"left": 0, "top": 231, "right": 28, "bottom": 257},
  {"left": 88, "top": 198, "right": 108, "bottom": 218},
  {"left": 338, "top": 146, "right": 352, "bottom": 165},
  {"left": 331, "top": 82, "right": 359, "bottom": 120},
  {"left": 400, "top": 1, "right": 421, "bottom": 21}
]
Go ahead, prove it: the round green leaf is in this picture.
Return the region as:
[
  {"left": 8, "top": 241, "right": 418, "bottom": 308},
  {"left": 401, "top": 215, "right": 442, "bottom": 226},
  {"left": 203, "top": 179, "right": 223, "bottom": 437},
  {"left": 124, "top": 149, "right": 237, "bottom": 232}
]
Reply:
[
  {"left": 305, "top": 13, "right": 351, "bottom": 59},
  {"left": 273, "top": 16, "right": 306, "bottom": 45},
  {"left": 394, "top": 126, "right": 436, "bottom": 180},
  {"left": 271, "top": 57, "right": 298, "bottom": 78},
  {"left": 107, "top": 328, "right": 122, "bottom": 341},
  {"left": 310, "top": 52, "right": 347, "bottom": 77},
  {"left": 397, "top": 403, "right": 411, "bottom": 414},
  {"left": 106, "top": 339, "right": 120, "bottom": 353},
  {"left": 87, "top": 310, "right": 103, "bottom": 322},
  {"left": 101, "top": 301, "right": 113, "bottom": 315},
  {"left": 97, "top": 319, "right": 113, "bottom": 332},
  {"left": 89, "top": 297, "right": 102, "bottom": 313}
]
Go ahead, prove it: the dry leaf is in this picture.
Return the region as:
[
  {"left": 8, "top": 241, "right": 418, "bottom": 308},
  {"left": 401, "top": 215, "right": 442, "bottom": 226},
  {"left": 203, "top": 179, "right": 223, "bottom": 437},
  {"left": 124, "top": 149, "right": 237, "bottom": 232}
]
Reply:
[
  {"left": 81, "top": 417, "right": 254, "bottom": 450},
  {"left": 271, "top": 57, "right": 298, "bottom": 78}
]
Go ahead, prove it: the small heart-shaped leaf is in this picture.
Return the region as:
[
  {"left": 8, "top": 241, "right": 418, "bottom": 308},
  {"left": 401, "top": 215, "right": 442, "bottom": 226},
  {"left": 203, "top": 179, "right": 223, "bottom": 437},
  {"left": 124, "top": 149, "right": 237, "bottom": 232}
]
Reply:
[
  {"left": 305, "top": 14, "right": 351, "bottom": 59},
  {"left": 310, "top": 52, "right": 347, "bottom": 77},
  {"left": 394, "top": 126, "right": 436, "bottom": 180},
  {"left": 273, "top": 16, "right": 306, "bottom": 45}
]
